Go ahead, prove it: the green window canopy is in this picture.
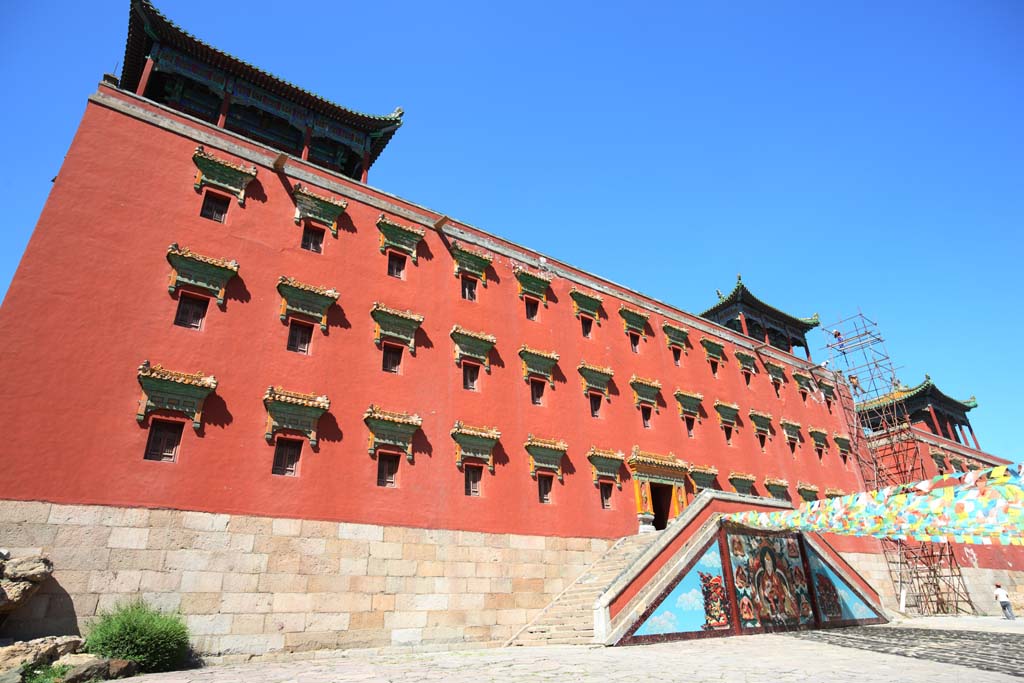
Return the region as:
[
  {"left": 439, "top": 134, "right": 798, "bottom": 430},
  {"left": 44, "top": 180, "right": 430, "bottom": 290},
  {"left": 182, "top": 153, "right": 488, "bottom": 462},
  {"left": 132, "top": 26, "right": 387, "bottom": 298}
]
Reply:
[
  {"left": 700, "top": 337, "right": 725, "bottom": 361},
  {"left": 674, "top": 389, "right": 703, "bottom": 417},
  {"left": 451, "top": 421, "right": 501, "bottom": 473},
  {"left": 764, "top": 477, "right": 789, "bottom": 499},
  {"left": 734, "top": 351, "right": 757, "bottom": 373},
  {"left": 292, "top": 183, "right": 347, "bottom": 236},
  {"left": 780, "top": 419, "right": 802, "bottom": 443},
  {"left": 689, "top": 464, "right": 719, "bottom": 491},
  {"left": 192, "top": 145, "right": 257, "bottom": 206},
  {"left": 371, "top": 303, "right": 424, "bottom": 354},
  {"left": 728, "top": 471, "right": 756, "bottom": 495},
  {"left": 748, "top": 410, "right": 773, "bottom": 434},
  {"left": 793, "top": 372, "right": 816, "bottom": 393},
  {"left": 578, "top": 362, "right": 614, "bottom": 399},
  {"left": 765, "top": 361, "right": 786, "bottom": 384},
  {"left": 797, "top": 482, "right": 819, "bottom": 502},
  {"left": 376, "top": 214, "right": 426, "bottom": 263},
  {"left": 818, "top": 381, "right": 836, "bottom": 399},
  {"left": 525, "top": 434, "right": 568, "bottom": 482},
  {"left": 630, "top": 375, "right": 662, "bottom": 408},
  {"left": 662, "top": 322, "right": 689, "bottom": 349},
  {"left": 450, "top": 325, "right": 497, "bottom": 371},
  {"left": 263, "top": 386, "right": 330, "bottom": 448},
  {"left": 513, "top": 266, "right": 552, "bottom": 305},
  {"left": 569, "top": 288, "right": 603, "bottom": 321},
  {"left": 519, "top": 345, "right": 559, "bottom": 387},
  {"left": 808, "top": 428, "right": 828, "bottom": 448},
  {"left": 930, "top": 451, "right": 948, "bottom": 470},
  {"left": 586, "top": 446, "right": 624, "bottom": 488},
  {"left": 136, "top": 360, "right": 217, "bottom": 431},
  {"left": 166, "top": 243, "right": 238, "bottom": 306},
  {"left": 833, "top": 434, "right": 852, "bottom": 454},
  {"left": 627, "top": 446, "right": 690, "bottom": 486},
  {"left": 364, "top": 404, "right": 423, "bottom": 463},
  {"left": 450, "top": 241, "right": 493, "bottom": 285},
  {"left": 619, "top": 306, "right": 649, "bottom": 336},
  {"left": 713, "top": 400, "right": 740, "bottom": 426},
  {"left": 277, "top": 276, "right": 339, "bottom": 332}
]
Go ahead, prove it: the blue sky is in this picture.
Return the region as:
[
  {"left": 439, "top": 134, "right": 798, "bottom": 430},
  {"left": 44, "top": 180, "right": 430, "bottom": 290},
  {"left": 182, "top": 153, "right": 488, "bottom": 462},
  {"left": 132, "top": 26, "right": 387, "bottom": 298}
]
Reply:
[{"left": 1, "top": 2, "right": 1021, "bottom": 460}]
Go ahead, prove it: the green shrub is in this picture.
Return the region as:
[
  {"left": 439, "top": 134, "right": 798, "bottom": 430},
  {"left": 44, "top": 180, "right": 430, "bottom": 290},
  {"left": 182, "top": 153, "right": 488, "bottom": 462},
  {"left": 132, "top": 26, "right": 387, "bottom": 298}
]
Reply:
[
  {"left": 20, "top": 662, "right": 70, "bottom": 683},
  {"left": 85, "top": 599, "right": 190, "bottom": 673}
]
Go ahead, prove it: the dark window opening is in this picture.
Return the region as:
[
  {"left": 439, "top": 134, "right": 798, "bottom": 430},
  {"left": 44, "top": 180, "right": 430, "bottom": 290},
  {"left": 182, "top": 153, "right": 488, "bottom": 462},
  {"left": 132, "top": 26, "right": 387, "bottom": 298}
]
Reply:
[
  {"left": 174, "top": 294, "right": 208, "bottom": 330},
  {"left": 589, "top": 393, "right": 602, "bottom": 418},
  {"left": 709, "top": 360, "right": 719, "bottom": 377},
  {"left": 286, "top": 320, "right": 313, "bottom": 354},
  {"left": 525, "top": 298, "right": 539, "bottom": 320},
  {"left": 387, "top": 252, "right": 406, "bottom": 279},
  {"left": 225, "top": 103, "right": 303, "bottom": 155},
  {"left": 600, "top": 482, "right": 613, "bottom": 509},
  {"left": 461, "top": 275, "right": 477, "bottom": 301},
  {"left": 538, "top": 475, "right": 553, "bottom": 504},
  {"left": 723, "top": 425, "right": 733, "bottom": 446},
  {"left": 825, "top": 397, "right": 833, "bottom": 413},
  {"left": 272, "top": 439, "right": 302, "bottom": 476},
  {"left": 376, "top": 453, "right": 399, "bottom": 487},
  {"left": 757, "top": 433, "right": 767, "bottom": 452},
  {"left": 144, "top": 420, "right": 183, "bottom": 462},
  {"left": 530, "top": 379, "right": 545, "bottom": 405},
  {"left": 743, "top": 371, "right": 752, "bottom": 387},
  {"left": 788, "top": 441, "right": 797, "bottom": 455},
  {"left": 772, "top": 381, "right": 781, "bottom": 398},
  {"left": 145, "top": 71, "right": 222, "bottom": 124},
  {"left": 308, "top": 136, "right": 364, "bottom": 180},
  {"left": 382, "top": 344, "right": 403, "bottom": 373},
  {"left": 629, "top": 332, "right": 640, "bottom": 353},
  {"left": 462, "top": 363, "right": 480, "bottom": 390},
  {"left": 301, "top": 225, "right": 325, "bottom": 253},
  {"left": 685, "top": 415, "right": 695, "bottom": 438},
  {"left": 464, "top": 466, "right": 482, "bottom": 497},
  {"left": 799, "top": 389, "right": 808, "bottom": 403},
  {"left": 200, "top": 192, "right": 230, "bottom": 223},
  {"left": 641, "top": 405, "right": 652, "bottom": 429},
  {"left": 815, "top": 446, "right": 824, "bottom": 460},
  {"left": 671, "top": 346, "right": 681, "bottom": 366},
  {"left": 581, "top": 316, "right": 593, "bottom": 338},
  {"left": 651, "top": 483, "right": 672, "bottom": 530}
]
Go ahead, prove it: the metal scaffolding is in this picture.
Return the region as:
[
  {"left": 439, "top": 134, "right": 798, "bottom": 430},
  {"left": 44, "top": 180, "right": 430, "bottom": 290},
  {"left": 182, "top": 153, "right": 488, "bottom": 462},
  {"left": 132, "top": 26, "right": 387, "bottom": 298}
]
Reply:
[{"left": 822, "top": 312, "right": 973, "bottom": 616}]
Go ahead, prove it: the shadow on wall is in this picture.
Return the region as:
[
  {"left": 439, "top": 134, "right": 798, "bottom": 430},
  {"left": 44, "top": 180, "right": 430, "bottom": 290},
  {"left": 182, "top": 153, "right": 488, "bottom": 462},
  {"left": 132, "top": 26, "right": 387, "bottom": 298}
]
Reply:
[{"left": 1, "top": 576, "right": 80, "bottom": 640}]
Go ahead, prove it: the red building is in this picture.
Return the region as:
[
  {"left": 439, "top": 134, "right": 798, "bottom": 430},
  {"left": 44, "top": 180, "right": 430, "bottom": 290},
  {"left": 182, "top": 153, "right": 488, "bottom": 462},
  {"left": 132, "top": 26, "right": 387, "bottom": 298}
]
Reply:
[{"left": 0, "top": 0, "right": 1018, "bottom": 652}]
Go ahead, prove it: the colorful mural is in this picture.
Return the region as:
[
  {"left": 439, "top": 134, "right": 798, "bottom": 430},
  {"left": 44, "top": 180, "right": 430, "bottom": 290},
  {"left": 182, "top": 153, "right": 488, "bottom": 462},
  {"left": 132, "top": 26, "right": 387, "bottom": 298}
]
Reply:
[
  {"left": 727, "top": 531, "right": 814, "bottom": 629},
  {"left": 634, "top": 542, "right": 731, "bottom": 636},
  {"left": 806, "top": 545, "right": 881, "bottom": 622}
]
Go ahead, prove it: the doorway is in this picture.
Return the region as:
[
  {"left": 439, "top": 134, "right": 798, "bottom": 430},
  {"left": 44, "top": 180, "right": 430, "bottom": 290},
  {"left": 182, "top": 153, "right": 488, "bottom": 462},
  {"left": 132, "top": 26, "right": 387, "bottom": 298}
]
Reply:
[{"left": 650, "top": 483, "right": 673, "bottom": 531}]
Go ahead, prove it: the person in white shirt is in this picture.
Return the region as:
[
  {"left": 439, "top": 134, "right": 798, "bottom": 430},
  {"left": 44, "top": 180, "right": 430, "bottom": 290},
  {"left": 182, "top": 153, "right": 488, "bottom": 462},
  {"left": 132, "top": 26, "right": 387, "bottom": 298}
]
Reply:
[{"left": 994, "top": 583, "right": 1015, "bottom": 620}]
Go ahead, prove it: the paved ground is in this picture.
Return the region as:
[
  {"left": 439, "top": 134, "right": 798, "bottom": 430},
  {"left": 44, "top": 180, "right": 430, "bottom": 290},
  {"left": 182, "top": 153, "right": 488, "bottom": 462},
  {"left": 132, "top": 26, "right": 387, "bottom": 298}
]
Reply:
[{"left": 136, "top": 621, "right": 1024, "bottom": 683}]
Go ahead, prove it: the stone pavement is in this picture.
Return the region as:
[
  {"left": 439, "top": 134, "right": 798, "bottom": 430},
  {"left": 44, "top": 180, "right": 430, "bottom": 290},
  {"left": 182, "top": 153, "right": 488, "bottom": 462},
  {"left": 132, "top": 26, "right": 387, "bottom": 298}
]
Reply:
[{"left": 135, "top": 628, "right": 1021, "bottom": 683}]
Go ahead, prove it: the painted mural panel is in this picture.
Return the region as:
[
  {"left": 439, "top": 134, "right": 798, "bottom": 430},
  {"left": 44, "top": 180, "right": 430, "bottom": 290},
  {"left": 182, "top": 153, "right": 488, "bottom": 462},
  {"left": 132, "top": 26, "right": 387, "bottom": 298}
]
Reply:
[
  {"left": 806, "top": 545, "right": 881, "bottom": 622},
  {"left": 727, "top": 531, "right": 814, "bottom": 629},
  {"left": 634, "top": 542, "right": 731, "bottom": 636}
]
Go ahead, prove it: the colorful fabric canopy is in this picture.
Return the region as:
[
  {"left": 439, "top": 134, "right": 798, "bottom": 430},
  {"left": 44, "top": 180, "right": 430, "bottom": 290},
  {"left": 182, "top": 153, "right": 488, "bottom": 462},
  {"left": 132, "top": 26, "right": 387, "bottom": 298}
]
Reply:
[{"left": 729, "top": 464, "right": 1023, "bottom": 545}]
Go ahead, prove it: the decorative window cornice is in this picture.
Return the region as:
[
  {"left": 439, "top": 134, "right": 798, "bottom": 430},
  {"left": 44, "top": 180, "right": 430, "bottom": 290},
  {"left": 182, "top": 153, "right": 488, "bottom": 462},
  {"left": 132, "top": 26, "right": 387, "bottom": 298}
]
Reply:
[
  {"left": 689, "top": 464, "right": 719, "bottom": 490},
  {"left": 662, "top": 323, "right": 689, "bottom": 349},
  {"left": 673, "top": 389, "right": 704, "bottom": 417},
  {"left": 825, "top": 487, "right": 847, "bottom": 498},
  {"left": 629, "top": 375, "right": 662, "bottom": 408},
  {"left": 949, "top": 457, "right": 965, "bottom": 471},
  {"left": 376, "top": 214, "right": 426, "bottom": 263},
  {"left": 833, "top": 434, "right": 852, "bottom": 454},
  {"left": 364, "top": 404, "right": 423, "bottom": 462},
  {"left": 627, "top": 446, "right": 689, "bottom": 484},
  {"left": 451, "top": 241, "right": 492, "bottom": 285},
  {"left": 513, "top": 266, "right": 552, "bottom": 305},
  {"left": 450, "top": 325, "right": 496, "bottom": 371},
  {"left": 792, "top": 372, "right": 815, "bottom": 393},
  {"left": 569, "top": 288, "right": 603, "bottom": 321},
  {"left": 451, "top": 421, "right": 501, "bottom": 473},
  {"left": 779, "top": 419, "right": 802, "bottom": 443},
  {"left": 578, "top": 362, "right": 614, "bottom": 399},
  {"left": 713, "top": 400, "right": 740, "bottom": 426},
  {"left": 166, "top": 243, "right": 239, "bottom": 306},
  {"left": 818, "top": 381, "right": 836, "bottom": 399},
  {"left": 519, "top": 345, "right": 559, "bottom": 387},
  {"left": 586, "top": 446, "right": 624, "bottom": 488},
  {"left": 797, "top": 481, "right": 819, "bottom": 501},
  {"left": 734, "top": 351, "right": 757, "bottom": 373},
  {"left": 619, "top": 306, "right": 649, "bottom": 336},
  {"left": 263, "top": 386, "right": 330, "bottom": 448},
  {"left": 699, "top": 338, "right": 725, "bottom": 361},
  {"left": 277, "top": 276, "right": 339, "bottom": 332},
  {"left": 371, "top": 303, "right": 424, "bottom": 353},
  {"left": 524, "top": 434, "right": 568, "bottom": 481},
  {"left": 728, "top": 471, "right": 756, "bottom": 494},
  {"left": 765, "top": 361, "right": 786, "bottom": 384},
  {"left": 136, "top": 360, "right": 217, "bottom": 431},
  {"left": 929, "top": 450, "right": 947, "bottom": 469},
  {"left": 292, "top": 183, "right": 347, "bottom": 236},
  {"left": 192, "top": 145, "right": 257, "bottom": 206},
  {"left": 808, "top": 428, "right": 828, "bottom": 448},
  {"left": 728, "top": 471, "right": 756, "bottom": 482},
  {"left": 764, "top": 477, "right": 789, "bottom": 491},
  {"left": 748, "top": 410, "right": 773, "bottom": 434}
]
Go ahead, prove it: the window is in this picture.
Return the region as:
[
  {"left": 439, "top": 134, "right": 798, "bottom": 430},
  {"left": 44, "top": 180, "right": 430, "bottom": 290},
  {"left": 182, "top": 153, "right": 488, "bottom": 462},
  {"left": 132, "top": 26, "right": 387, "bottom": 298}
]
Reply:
[
  {"left": 685, "top": 415, "right": 695, "bottom": 438},
  {"left": 589, "top": 393, "right": 602, "bottom": 418},
  {"left": 538, "top": 475, "right": 553, "bottom": 504},
  {"left": 671, "top": 347, "right": 681, "bottom": 366},
  {"left": 581, "top": 316, "right": 593, "bottom": 338},
  {"left": 173, "top": 294, "right": 208, "bottom": 330},
  {"left": 144, "top": 420, "right": 183, "bottom": 462},
  {"left": 301, "top": 225, "right": 325, "bottom": 253},
  {"left": 382, "top": 344, "right": 403, "bottom": 373},
  {"left": 464, "top": 466, "right": 482, "bottom": 497},
  {"left": 525, "top": 297, "right": 539, "bottom": 320},
  {"left": 387, "top": 252, "right": 406, "bottom": 279},
  {"left": 641, "top": 405, "right": 652, "bottom": 429},
  {"left": 710, "top": 359, "right": 719, "bottom": 378},
  {"left": 629, "top": 332, "right": 640, "bottom": 353},
  {"left": 600, "top": 482, "right": 613, "bottom": 509},
  {"left": 461, "top": 275, "right": 477, "bottom": 301},
  {"left": 723, "top": 425, "right": 733, "bottom": 446},
  {"left": 272, "top": 439, "right": 302, "bottom": 476},
  {"left": 286, "top": 320, "right": 313, "bottom": 354},
  {"left": 757, "top": 433, "right": 767, "bottom": 452},
  {"left": 376, "top": 453, "right": 399, "bottom": 487},
  {"left": 462, "top": 363, "right": 480, "bottom": 390},
  {"left": 743, "top": 372, "right": 752, "bottom": 387},
  {"left": 199, "top": 192, "right": 229, "bottom": 223},
  {"left": 530, "top": 379, "right": 545, "bottom": 405}
]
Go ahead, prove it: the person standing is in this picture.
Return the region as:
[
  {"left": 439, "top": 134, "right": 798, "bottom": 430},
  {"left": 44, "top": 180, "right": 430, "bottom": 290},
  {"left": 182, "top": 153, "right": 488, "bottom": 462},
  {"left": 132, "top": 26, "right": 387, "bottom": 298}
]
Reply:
[{"left": 995, "top": 583, "right": 1016, "bottom": 620}]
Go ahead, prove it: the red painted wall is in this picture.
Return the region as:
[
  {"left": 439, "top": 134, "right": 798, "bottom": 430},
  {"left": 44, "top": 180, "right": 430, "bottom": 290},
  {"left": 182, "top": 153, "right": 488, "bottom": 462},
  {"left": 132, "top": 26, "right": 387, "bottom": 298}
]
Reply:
[{"left": 0, "top": 87, "right": 868, "bottom": 538}]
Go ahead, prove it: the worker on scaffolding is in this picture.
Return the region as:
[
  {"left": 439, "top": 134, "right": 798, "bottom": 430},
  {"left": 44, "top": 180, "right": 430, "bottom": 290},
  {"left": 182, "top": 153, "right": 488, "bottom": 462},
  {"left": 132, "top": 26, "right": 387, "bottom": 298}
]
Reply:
[
  {"left": 848, "top": 373, "right": 864, "bottom": 396},
  {"left": 832, "top": 329, "right": 846, "bottom": 355}
]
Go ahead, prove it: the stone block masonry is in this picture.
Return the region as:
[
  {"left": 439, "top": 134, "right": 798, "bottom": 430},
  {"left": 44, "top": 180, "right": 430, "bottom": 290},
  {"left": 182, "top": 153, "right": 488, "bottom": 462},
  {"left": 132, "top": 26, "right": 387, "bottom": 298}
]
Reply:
[{"left": 0, "top": 501, "right": 611, "bottom": 655}]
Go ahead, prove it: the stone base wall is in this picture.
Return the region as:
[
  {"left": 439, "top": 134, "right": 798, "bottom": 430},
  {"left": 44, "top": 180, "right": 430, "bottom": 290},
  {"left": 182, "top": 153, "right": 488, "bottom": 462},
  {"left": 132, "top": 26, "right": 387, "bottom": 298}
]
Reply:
[
  {"left": 841, "top": 551, "right": 1024, "bottom": 616},
  {"left": 0, "top": 501, "right": 611, "bottom": 655}
]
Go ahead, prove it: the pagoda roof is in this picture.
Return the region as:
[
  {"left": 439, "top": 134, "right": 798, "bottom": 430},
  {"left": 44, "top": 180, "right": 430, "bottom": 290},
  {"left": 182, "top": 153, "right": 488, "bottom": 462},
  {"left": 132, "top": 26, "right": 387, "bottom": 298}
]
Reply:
[
  {"left": 856, "top": 375, "right": 978, "bottom": 414},
  {"left": 120, "top": 0, "right": 403, "bottom": 167},
  {"left": 700, "top": 276, "right": 820, "bottom": 334}
]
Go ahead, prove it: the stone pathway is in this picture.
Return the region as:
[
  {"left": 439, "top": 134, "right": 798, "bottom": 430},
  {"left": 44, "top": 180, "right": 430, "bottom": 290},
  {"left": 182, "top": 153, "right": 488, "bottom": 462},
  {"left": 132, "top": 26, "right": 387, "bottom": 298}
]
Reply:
[{"left": 136, "top": 628, "right": 1020, "bottom": 683}]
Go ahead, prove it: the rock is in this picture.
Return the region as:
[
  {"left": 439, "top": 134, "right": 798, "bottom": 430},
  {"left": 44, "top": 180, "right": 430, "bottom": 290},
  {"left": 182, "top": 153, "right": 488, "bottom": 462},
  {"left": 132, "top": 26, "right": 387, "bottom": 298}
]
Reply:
[
  {"left": 108, "top": 659, "right": 139, "bottom": 679},
  {"left": 54, "top": 652, "right": 101, "bottom": 669},
  {"left": 0, "top": 549, "right": 10, "bottom": 560},
  {"left": 0, "top": 668, "right": 21, "bottom": 683},
  {"left": 0, "top": 638, "right": 58, "bottom": 673},
  {"left": 53, "top": 636, "right": 83, "bottom": 658},
  {"left": 2, "top": 557, "right": 53, "bottom": 583},
  {"left": 63, "top": 658, "right": 110, "bottom": 683},
  {"left": 0, "top": 579, "right": 41, "bottom": 614}
]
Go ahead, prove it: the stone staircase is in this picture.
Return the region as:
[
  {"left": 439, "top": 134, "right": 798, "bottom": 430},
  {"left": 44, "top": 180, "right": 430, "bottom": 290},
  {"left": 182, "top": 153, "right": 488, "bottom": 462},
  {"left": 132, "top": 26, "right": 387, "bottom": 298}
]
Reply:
[{"left": 507, "top": 532, "right": 659, "bottom": 646}]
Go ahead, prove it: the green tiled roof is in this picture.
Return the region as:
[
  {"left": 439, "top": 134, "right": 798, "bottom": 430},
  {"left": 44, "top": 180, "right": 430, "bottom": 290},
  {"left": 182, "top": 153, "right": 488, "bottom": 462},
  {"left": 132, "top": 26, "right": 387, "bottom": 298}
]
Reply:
[
  {"left": 855, "top": 374, "right": 977, "bottom": 413},
  {"left": 700, "top": 276, "right": 820, "bottom": 334}
]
